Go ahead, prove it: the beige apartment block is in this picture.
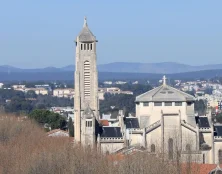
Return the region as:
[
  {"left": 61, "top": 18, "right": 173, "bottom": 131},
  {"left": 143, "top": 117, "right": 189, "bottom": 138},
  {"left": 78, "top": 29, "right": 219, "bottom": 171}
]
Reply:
[
  {"left": 25, "top": 88, "right": 48, "bottom": 95},
  {"left": 53, "top": 88, "right": 74, "bottom": 98},
  {"left": 12, "top": 85, "right": 26, "bottom": 89}
]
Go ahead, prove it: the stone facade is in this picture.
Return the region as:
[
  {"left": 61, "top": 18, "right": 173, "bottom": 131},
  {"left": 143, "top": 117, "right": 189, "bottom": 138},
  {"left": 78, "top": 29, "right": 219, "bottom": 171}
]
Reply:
[
  {"left": 74, "top": 17, "right": 99, "bottom": 144},
  {"left": 73, "top": 18, "right": 222, "bottom": 165}
]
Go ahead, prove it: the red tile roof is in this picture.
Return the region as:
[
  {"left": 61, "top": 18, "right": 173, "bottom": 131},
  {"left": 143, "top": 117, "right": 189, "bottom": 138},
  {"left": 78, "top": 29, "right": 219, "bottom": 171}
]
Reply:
[
  {"left": 181, "top": 163, "right": 218, "bottom": 174},
  {"left": 100, "top": 120, "right": 109, "bottom": 126}
]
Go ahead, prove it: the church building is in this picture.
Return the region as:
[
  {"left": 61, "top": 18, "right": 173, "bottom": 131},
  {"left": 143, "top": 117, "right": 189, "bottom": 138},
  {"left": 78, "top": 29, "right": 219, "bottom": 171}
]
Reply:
[{"left": 74, "top": 17, "right": 222, "bottom": 164}]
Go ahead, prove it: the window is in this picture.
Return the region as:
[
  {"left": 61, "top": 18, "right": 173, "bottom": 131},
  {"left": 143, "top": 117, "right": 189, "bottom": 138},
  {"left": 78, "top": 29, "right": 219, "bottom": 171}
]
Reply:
[
  {"left": 203, "top": 154, "right": 205, "bottom": 164},
  {"left": 175, "top": 102, "right": 182, "bottom": 106},
  {"left": 187, "top": 102, "right": 192, "bottom": 106},
  {"left": 87, "top": 44, "right": 89, "bottom": 50},
  {"left": 86, "top": 121, "right": 92, "bottom": 127},
  {"left": 186, "top": 144, "right": 191, "bottom": 151},
  {"left": 165, "top": 102, "right": 172, "bottom": 106},
  {"left": 219, "top": 150, "right": 222, "bottom": 164},
  {"left": 81, "top": 44, "right": 83, "bottom": 50},
  {"left": 143, "top": 102, "right": 149, "bottom": 107},
  {"left": 90, "top": 44, "right": 92, "bottom": 50},
  {"left": 84, "top": 44, "right": 86, "bottom": 50},
  {"left": 84, "top": 61, "right": 90, "bottom": 99},
  {"left": 154, "top": 102, "right": 162, "bottom": 106},
  {"left": 151, "top": 144, "right": 155, "bottom": 153},
  {"left": 168, "top": 138, "right": 173, "bottom": 160}
]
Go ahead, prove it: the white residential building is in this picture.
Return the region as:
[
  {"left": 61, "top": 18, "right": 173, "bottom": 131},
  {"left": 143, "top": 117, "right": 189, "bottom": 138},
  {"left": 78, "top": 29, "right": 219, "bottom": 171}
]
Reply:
[
  {"left": 0, "top": 83, "right": 4, "bottom": 88},
  {"left": 12, "top": 85, "right": 25, "bottom": 89},
  {"left": 25, "top": 88, "right": 49, "bottom": 95},
  {"left": 53, "top": 88, "right": 74, "bottom": 98},
  {"left": 103, "top": 81, "right": 113, "bottom": 85}
]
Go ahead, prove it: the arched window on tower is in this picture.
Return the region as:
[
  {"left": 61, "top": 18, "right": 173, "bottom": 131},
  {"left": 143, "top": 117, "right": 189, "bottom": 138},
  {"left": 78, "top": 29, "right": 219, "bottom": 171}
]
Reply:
[
  {"left": 151, "top": 144, "right": 155, "bottom": 153},
  {"left": 90, "top": 44, "right": 92, "bottom": 50},
  {"left": 81, "top": 44, "right": 83, "bottom": 50},
  {"left": 84, "top": 61, "right": 90, "bottom": 100},
  {"left": 168, "top": 138, "right": 173, "bottom": 160},
  {"left": 219, "top": 149, "right": 222, "bottom": 164},
  {"left": 84, "top": 44, "right": 86, "bottom": 50}
]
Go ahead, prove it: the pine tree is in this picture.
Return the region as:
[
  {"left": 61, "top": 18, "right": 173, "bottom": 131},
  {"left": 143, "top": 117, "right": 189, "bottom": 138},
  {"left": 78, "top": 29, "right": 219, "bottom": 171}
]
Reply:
[{"left": 68, "top": 117, "right": 74, "bottom": 137}]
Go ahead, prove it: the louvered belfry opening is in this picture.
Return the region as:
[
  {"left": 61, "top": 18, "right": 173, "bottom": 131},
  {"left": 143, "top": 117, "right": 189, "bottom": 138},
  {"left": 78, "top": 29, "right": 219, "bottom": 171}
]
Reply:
[{"left": 84, "top": 61, "right": 91, "bottom": 100}]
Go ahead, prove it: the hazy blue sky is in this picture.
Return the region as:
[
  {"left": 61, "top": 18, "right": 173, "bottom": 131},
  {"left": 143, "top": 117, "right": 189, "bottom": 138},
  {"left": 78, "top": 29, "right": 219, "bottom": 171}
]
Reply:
[{"left": 0, "top": 0, "right": 222, "bottom": 68}]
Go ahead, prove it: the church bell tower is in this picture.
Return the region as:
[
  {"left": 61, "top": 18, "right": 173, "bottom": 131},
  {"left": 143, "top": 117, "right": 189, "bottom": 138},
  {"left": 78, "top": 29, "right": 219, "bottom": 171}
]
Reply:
[{"left": 74, "top": 17, "right": 99, "bottom": 145}]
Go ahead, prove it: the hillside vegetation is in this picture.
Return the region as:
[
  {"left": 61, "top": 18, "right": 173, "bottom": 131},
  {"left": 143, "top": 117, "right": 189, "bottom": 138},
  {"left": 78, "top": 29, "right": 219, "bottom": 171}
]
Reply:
[{"left": 0, "top": 114, "right": 201, "bottom": 174}]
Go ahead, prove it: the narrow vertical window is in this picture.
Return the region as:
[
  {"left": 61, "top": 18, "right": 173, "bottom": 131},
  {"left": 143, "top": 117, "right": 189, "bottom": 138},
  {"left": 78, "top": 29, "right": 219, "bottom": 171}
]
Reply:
[
  {"left": 84, "top": 44, "right": 86, "bottom": 50},
  {"left": 84, "top": 61, "right": 90, "bottom": 99},
  {"left": 151, "top": 144, "right": 155, "bottom": 153},
  {"left": 81, "top": 44, "right": 83, "bottom": 50},
  {"left": 219, "top": 150, "right": 222, "bottom": 164},
  {"left": 203, "top": 154, "right": 205, "bottom": 164},
  {"left": 90, "top": 44, "right": 92, "bottom": 50},
  {"left": 87, "top": 44, "right": 89, "bottom": 50},
  {"left": 168, "top": 138, "right": 173, "bottom": 160},
  {"left": 186, "top": 144, "right": 191, "bottom": 151}
]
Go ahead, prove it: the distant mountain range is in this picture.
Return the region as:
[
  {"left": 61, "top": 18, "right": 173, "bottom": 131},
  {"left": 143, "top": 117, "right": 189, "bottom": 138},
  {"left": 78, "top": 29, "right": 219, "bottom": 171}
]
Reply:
[
  {"left": 2, "top": 62, "right": 222, "bottom": 74},
  {"left": 0, "top": 69, "right": 222, "bottom": 82}
]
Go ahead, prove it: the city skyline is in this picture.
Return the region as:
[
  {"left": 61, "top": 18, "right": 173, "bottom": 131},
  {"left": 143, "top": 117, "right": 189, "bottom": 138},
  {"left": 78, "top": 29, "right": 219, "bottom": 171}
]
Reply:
[{"left": 1, "top": 0, "right": 222, "bottom": 68}]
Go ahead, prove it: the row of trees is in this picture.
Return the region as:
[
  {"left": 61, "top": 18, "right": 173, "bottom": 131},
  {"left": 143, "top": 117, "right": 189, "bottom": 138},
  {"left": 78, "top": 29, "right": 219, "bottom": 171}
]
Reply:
[
  {"left": 0, "top": 89, "right": 73, "bottom": 115},
  {"left": 28, "top": 109, "right": 67, "bottom": 130}
]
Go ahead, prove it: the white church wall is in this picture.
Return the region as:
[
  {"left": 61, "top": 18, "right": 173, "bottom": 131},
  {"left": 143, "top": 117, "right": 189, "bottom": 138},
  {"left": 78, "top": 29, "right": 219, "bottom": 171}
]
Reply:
[
  {"left": 146, "top": 127, "right": 162, "bottom": 152},
  {"left": 100, "top": 143, "right": 124, "bottom": 154},
  {"left": 136, "top": 102, "right": 189, "bottom": 126},
  {"left": 213, "top": 141, "right": 222, "bottom": 164},
  {"left": 163, "top": 116, "right": 180, "bottom": 138},
  {"left": 129, "top": 134, "right": 143, "bottom": 146},
  {"left": 163, "top": 116, "right": 182, "bottom": 153},
  {"left": 202, "top": 132, "right": 213, "bottom": 164},
  {"left": 181, "top": 126, "right": 197, "bottom": 151},
  {"left": 181, "top": 153, "right": 203, "bottom": 163}
]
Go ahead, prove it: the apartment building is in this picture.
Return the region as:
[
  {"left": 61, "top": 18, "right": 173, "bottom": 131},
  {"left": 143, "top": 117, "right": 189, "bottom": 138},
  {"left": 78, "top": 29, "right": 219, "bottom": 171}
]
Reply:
[{"left": 53, "top": 88, "right": 74, "bottom": 98}]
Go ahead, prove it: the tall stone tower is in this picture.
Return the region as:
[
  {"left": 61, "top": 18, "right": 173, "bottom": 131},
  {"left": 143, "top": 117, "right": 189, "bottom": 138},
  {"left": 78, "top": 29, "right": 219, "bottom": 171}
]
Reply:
[{"left": 74, "top": 17, "right": 99, "bottom": 145}]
